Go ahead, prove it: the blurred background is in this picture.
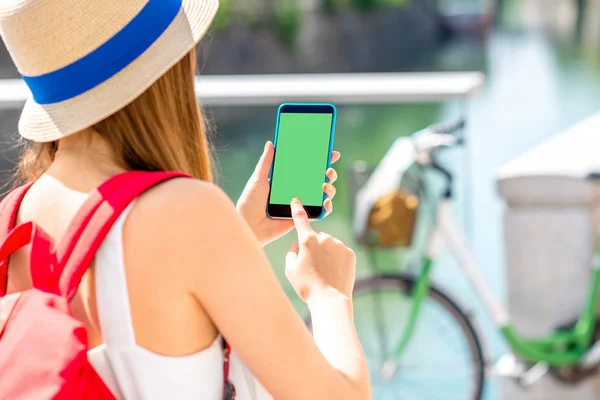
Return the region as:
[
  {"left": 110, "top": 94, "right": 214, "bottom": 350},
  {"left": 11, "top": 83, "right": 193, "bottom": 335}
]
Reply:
[{"left": 4, "top": 0, "right": 600, "bottom": 399}]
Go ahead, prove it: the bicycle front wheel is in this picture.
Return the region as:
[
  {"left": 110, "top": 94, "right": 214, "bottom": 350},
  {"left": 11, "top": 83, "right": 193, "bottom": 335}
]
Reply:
[{"left": 353, "top": 274, "right": 486, "bottom": 400}]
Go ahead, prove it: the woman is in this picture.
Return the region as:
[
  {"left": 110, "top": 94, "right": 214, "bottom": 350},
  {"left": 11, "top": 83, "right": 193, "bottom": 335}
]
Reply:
[{"left": 0, "top": 0, "right": 371, "bottom": 399}]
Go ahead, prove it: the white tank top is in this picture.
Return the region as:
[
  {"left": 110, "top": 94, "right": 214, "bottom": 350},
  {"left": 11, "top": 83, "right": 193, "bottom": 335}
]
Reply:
[{"left": 87, "top": 204, "right": 273, "bottom": 400}]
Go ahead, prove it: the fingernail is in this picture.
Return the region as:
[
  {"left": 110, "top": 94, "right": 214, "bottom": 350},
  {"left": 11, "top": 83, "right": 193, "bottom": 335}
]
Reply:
[
  {"left": 291, "top": 197, "right": 301, "bottom": 204},
  {"left": 264, "top": 141, "right": 271, "bottom": 151},
  {"left": 326, "top": 184, "right": 334, "bottom": 191}
]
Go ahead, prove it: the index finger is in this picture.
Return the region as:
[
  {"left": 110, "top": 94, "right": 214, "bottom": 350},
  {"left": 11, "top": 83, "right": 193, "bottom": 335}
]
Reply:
[{"left": 290, "top": 198, "right": 313, "bottom": 238}]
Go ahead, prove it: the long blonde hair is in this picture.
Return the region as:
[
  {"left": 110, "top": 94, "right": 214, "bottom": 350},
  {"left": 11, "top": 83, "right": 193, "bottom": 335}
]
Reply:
[{"left": 16, "top": 48, "right": 212, "bottom": 183}]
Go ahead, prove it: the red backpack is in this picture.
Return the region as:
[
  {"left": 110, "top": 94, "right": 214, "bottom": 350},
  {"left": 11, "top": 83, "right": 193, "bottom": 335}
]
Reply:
[{"left": 0, "top": 171, "right": 236, "bottom": 400}]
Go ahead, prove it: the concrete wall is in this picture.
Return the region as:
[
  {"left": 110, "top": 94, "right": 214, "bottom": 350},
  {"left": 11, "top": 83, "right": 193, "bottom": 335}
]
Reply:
[{"left": 497, "top": 112, "right": 600, "bottom": 399}]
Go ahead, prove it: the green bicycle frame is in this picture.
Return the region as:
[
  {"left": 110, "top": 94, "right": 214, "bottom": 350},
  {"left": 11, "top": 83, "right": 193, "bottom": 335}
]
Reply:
[
  {"left": 500, "top": 265, "right": 600, "bottom": 366},
  {"left": 393, "top": 256, "right": 600, "bottom": 367},
  {"left": 389, "top": 185, "right": 600, "bottom": 368},
  {"left": 392, "top": 258, "right": 434, "bottom": 359}
]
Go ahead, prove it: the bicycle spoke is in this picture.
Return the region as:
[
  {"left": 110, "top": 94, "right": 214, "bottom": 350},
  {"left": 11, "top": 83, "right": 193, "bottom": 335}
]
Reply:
[
  {"left": 395, "top": 377, "right": 451, "bottom": 400},
  {"left": 402, "top": 314, "right": 471, "bottom": 368},
  {"left": 398, "top": 369, "right": 474, "bottom": 378},
  {"left": 371, "top": 282, "right": 390, "bottom": 364},
  {"left": 404, "top": 338, "right": 468, "bottom": 371},
  {"left": 393, "top": 379, "right": 403, "bottom": 400},
  {"left": 351, "top": 277, "right": 484, "bottom": 400},
  {"left": 400, "top": 374, "right": 476, "bottom": 389},
  {"left": 398, "top": 380, "right": 471, "bottom": 400}
]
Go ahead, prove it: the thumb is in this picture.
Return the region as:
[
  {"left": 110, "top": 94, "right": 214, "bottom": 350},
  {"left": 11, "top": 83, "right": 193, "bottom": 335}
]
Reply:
[
  {"left": 251, "top": 141, "right": 274, "bottom": 181},
  {"left": 285, "top": 241, "right": 300, "bottom": 265}
]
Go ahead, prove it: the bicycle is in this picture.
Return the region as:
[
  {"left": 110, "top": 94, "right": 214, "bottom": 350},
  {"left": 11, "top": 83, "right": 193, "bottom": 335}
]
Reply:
[{"left": 308, "top": 120, "right": 600, "bottom": 399}]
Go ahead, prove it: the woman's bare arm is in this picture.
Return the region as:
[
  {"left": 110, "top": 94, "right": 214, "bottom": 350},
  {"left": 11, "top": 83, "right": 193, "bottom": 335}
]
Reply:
[{"left": 142, "top": 179, "right": 370, "bottom": 400}]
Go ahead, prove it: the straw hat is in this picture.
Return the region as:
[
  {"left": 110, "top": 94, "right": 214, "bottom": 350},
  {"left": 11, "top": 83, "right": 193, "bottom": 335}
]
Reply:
[{"left": 0, "top": 0, "right": 219, "bottom": 142}]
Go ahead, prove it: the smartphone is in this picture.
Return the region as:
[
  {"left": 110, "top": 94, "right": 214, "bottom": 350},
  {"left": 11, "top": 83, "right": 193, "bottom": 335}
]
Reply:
[{"left": 267, "top": 103, "right": 337, "bottom": 220}]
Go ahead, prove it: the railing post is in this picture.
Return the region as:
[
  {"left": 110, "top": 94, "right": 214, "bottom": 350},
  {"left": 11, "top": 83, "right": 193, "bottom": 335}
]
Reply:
[{"left": 496, "top": 113, "right": 600, "bottom": 399}]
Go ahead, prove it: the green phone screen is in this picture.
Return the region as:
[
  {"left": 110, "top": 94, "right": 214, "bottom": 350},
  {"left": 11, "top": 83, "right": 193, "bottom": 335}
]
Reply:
[{"left": 269, "top": 112, "right": 333, "bottom": 206}]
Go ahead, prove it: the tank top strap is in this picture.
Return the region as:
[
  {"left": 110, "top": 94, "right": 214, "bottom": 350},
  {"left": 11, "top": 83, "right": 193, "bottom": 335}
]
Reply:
[{"left": 94, "top": 202, "right": 137, "bottom": 346}]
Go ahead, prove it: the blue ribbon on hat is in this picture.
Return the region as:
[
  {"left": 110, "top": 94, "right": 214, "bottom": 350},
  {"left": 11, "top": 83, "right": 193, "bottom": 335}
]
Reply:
[{"left": 22, "top": 0, "right": 183, "bottom": 105}]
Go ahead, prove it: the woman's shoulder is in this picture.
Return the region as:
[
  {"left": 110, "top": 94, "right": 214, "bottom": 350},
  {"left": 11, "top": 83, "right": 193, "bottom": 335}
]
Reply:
[
  {"left": 117, "top": 176, "right": 246, "bottom": 285},
  {"left": 139, "top": 176, "right": 229, "bottom": 206},
  {"left": 131, "top": 177, "right": 234, "bottom": 222},
  {"left": 122, "top": 177, "right": 238, "bottom": 257}
]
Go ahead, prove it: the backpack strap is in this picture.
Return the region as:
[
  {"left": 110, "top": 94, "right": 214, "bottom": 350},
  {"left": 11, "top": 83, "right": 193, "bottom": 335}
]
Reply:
[
  {"left": 0, "top": 172, "right": 236, "bottom": 397},
  {"left": 57, "top": 170, "right": 237, "bottom": 398},
  {"left": 54, "top": 171, "right": 190, "bottom": 301},
  {"left": 0, "top": 221, "right": 55, "bottom": 298},
  {"left": 0, "top": 184, "right": 34, "bottom": 296}
]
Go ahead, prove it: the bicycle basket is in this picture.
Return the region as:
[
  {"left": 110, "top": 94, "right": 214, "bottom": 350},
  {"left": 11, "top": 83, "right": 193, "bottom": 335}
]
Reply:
[{"left": 352, "top": 138, "right": 423, "bottom": 248}]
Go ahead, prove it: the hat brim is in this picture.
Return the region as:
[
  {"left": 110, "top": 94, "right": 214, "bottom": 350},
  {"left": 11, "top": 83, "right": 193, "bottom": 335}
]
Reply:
[{"left": 18, "top": 0, "right": 219, "bottom": 143}]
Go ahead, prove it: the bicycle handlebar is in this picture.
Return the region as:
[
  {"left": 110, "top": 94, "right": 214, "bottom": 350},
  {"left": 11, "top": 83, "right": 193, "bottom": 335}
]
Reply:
[
  {"left": 429, "top": 119, "right": 466, "bottom": 136},
  {"left": 412, "top": 118, "right": 466, "bottom": 198},
  {"left": 412, "top": 118, "right": 466, "bottom": 154}
]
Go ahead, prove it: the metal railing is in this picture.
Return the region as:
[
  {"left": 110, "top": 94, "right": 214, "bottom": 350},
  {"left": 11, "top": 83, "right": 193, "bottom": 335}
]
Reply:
[{"left": 0, "top": 72, "right": 485, "bottom": 108}]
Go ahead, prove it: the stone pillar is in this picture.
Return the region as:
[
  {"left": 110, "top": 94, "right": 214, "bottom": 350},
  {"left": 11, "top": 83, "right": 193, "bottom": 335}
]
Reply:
[{"left": 496, "top": 113, "right": 600, "bottom": 399}]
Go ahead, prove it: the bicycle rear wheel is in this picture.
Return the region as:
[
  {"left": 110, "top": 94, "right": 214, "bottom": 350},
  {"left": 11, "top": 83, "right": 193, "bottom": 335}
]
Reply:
[{"left": 308, "top": 274, "right": 486, "bottom": 400}]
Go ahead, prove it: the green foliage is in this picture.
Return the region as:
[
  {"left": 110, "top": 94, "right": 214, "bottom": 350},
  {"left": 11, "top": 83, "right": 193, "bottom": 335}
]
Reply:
[
  {"left": 211, "top": 0, "right": 266, "bottom": 33},
  {"left": 350, "top": 0, "right": 378, "bottom": 11},
  {"left": 323, "top": 0, "right": 409, "bottom": 12},
  {"left": 212, "top": 0, "right": 234, "bottom": 31},
  {"left": 214, "top": 0, "right": 410, "bottom": 45},
  {"left": 321, "top": 0, "right": 344, "bottom": 14},
  {"left": 274, "top": 0, "right": 302, "bottom": 48},
  {"left": 382, "top": 0, "right": 409, "bottom": 7}
]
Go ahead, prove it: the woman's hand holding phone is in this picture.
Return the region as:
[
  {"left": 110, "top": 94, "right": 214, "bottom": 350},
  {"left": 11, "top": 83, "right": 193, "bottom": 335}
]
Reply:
[
  {"left": 237, "top": 141, "right": 340, "bottom": 246},
  {"left": 285, "top": 198, "right": 356, "bottom": 302}
]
